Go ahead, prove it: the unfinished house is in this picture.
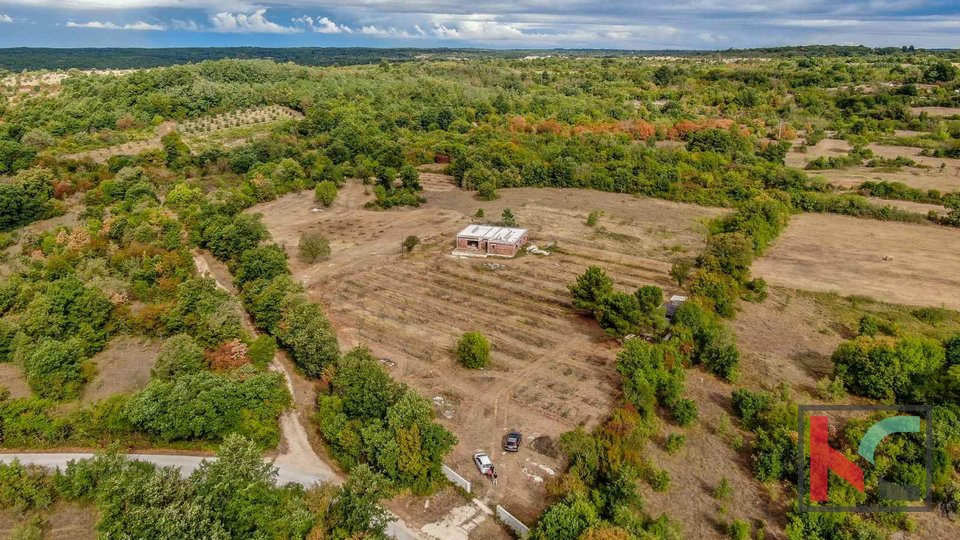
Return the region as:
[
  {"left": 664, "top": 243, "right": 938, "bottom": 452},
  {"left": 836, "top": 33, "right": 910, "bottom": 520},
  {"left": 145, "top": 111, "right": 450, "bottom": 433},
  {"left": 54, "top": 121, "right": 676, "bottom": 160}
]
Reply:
[{"left": 454, "top": 225, "right": 529, "bottom": 257}]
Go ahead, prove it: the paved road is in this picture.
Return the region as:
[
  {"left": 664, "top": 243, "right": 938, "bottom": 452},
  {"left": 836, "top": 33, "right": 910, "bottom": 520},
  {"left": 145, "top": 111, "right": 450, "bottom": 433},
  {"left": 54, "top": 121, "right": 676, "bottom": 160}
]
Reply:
[{"left": 0, "top": 453, "right": 332, "bottom": 488}]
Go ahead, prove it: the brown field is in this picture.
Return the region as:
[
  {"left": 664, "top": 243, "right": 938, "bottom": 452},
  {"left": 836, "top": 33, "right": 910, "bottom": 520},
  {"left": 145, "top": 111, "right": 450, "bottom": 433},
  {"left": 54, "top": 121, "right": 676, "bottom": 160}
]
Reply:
[
  {"left": 787, "top": 138, "right": 960, "bottom": 192},
  {"left": 0, "top": 502, "right": 97, "bottom": 540},
  {"left": 0, "top": 363, "right": 31, "bottom": 399},
  {"left": 754, "top": 213, "right": 960, "bottom": 310},
  {"left": 253, "top": 178, "right": 725, "bottom": 522},
  {"left": 911, "top": 106, "right": 960, "bottom": 118},
  {"left": 81, "top": 337, "right": 161, "bottom": 403}
]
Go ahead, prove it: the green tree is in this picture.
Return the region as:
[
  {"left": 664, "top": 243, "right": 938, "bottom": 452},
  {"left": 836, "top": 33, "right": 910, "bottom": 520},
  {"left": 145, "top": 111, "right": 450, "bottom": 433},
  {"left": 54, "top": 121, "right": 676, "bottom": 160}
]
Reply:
[
  {"left": 569, "top": 266, "right": 614, "bottom": 313},
  {"left": 457, "top": 332, "right": 490, "bottom": 369},
  {"left": 326, "top": 465, "right": 393, "bottom": 539},
  {"left": 152, "top": 334, "right": 206, "bottom": 380},
  {"left": 500, "top": 208, "right": 517, "bottom": 226},
  {"left": 234, "top": 244, "right": 289, "bottom": 287}
]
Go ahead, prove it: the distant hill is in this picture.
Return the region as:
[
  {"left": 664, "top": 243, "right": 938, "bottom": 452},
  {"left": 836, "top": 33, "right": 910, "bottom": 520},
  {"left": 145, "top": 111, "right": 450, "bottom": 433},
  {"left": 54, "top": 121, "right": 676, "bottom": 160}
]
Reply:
[{"left": 0, "top": 45, "right": 955, "bottom": 71}]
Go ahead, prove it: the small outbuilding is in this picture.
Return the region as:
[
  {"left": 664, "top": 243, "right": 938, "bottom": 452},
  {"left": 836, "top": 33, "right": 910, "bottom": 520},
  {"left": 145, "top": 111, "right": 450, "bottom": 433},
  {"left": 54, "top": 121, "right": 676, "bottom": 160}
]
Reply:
[{"left": 454, "top": 225, "right": 529, "bottom": 258}]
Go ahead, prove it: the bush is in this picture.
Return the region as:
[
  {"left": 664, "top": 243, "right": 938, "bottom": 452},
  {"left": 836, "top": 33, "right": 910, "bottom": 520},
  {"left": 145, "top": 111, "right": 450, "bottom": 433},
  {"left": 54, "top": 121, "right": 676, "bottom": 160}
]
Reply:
[
  {"left": 477, "top": 181, "right": 498, "bottom": 201},
  {"left": 833, "top": 335, "right": 944, "bottom": 401},
  {"left": 402, "top": 235, "right": 419, "bottom": 253},
  {"left": 671, "top": 398, "right": 699, "bottom": 427},
  {"left": 298, "top": 232, "right": 331, "bottom": 263},
  {"left": 152, "top": 334, "right": 205, "bottom": 380},
  {"left": 23, "top": 339, "right": 86, "bottom": 400},
  {"left": 647, "top": 468, "right": 670, "bottom": 492},
  {"left": 234, "top": 244, "right": 289, "bottom": 287},
  {"left": 456, "top": 332, "right": 490, "bottom": 369},
  {"left": 729, "top": 519, "right": 751, "bottom": 540},
  {"left": 315, "top": 181, "right": 338, "bottom": 206},
  {"left": 247, "top": 335, "right": 277, "bottom": 368},
  {"left": 585, "top": 210, "right": 602, "bottom": 227},
  {"left": 125, "top": 367, "right": 289, "bottom": 445},
  {"left": 665, "top": 433, "right": 685, "bottom": 455},
  {"left": 714, "top": 478, "right": 732, "bottom": 500},
  {"left": 500, "top": 208, "right": 517, "bottom": 227}
]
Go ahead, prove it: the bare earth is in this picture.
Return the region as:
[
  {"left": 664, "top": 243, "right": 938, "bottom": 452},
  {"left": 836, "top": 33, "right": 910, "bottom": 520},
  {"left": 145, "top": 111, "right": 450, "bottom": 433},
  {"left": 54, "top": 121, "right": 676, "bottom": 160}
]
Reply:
[
  {"left": 82, "top": 336, "right": 161, "bottom": 403},
  {"left": 0, "top": 363, "right": 31, "bottom": 399},
  {"left": 754, "top": 213, "right": 960, "bottom": 309},
  {"left": 911, "top": 106, "right": 960, "bottom": 118},
  {"left": 252, "top": 178, "right": 725, "bottom": 523}
]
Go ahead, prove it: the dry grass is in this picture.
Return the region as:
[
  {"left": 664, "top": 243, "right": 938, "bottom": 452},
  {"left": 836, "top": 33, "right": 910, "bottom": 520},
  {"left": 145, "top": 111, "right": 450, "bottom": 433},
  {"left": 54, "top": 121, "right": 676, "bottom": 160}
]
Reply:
[
  {"left": 81, "top": 337, "right": 162, "bottom": 404},
  {"left": 252, "top": 177, "right": 723, "bottom": 520},
  {"left": 754, "top": 213, "right": 960, "bottom": 309}
]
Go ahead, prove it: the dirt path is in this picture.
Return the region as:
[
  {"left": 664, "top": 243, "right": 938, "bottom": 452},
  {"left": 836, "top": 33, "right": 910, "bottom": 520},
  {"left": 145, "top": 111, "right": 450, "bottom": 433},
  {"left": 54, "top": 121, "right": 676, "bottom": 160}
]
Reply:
[{"left": 192, "top": 250, "right": 338, "bottom": 482}]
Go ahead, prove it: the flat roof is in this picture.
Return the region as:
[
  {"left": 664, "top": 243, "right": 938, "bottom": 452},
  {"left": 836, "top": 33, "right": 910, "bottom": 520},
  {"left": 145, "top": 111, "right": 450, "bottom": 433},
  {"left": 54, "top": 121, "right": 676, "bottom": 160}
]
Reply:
[{"left": 457, "top": 224, "right": 528, "bottom": 244}]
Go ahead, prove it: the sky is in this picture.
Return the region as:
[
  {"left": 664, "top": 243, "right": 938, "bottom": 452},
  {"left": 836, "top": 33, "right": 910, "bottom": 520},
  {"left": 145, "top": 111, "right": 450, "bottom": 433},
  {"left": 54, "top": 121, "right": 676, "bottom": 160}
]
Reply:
[{"left": 0, "top": 1, "right": 958, "bottom": 49}]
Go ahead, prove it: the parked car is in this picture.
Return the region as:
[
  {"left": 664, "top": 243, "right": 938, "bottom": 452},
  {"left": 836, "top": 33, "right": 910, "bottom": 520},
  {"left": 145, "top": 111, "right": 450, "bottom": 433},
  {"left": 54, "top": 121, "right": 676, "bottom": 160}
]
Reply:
[
  {"left": 503, "top": 431, "right": 522, "bottom": 452},
  {"left": 473, "top": 452, "right": 494, "bottom": 475}
]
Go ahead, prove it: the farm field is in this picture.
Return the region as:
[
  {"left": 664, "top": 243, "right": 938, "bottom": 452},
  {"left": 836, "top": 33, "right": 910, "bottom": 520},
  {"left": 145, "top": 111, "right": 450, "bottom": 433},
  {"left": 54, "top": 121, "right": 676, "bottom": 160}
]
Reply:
[
  {"left": 253, "top": 177, "right": 725, "bottom": 521},
  {"left": 753, "top": 213, "right": 960, "bottom": 309}
]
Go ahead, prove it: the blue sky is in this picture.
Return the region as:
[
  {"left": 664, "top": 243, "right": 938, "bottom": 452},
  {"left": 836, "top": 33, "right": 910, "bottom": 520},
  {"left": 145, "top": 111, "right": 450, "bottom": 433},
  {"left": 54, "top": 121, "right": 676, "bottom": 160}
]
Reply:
[{"left": 0, "top": 1, "right": 958, "bottom": 49}]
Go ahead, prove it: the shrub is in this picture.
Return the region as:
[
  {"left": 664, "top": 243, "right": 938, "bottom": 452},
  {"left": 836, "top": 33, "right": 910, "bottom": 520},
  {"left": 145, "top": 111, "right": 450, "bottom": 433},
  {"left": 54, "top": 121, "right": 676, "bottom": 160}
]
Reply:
[
  {"left": 23, "top": 339, "right": 86, "bottom": 400},
  {"left": 647, "top": 468, "right": 670, "bottom": 492},
  {"left": 713, "top": 477, "right": 732, "bottom": 500},
  {"left": 671, "top": 398, "right": 699, "bottom": 427},
  {"left": 298, "top": 232, "right": 331, "bottom": 263},
  {"left": 152, "top": 334, "right": 205, "bottom": 380},
  {"left": 729, "top": 519, "right": 751, "bottom": 540},
  {"left": 477, "top": 181, "right": 498, "bottom": 201},
  {"left": 402, "top": 235, "right": 419, "bottom": 253},
  {"left": 247, "top": 335, "right": 277, "bottom": 368},
  {"left": 125, "top": 367, "right": 289, "bottom": 445},
  {"left": 457, "top": 332, "right": 490, "bottom": 369},
  {"left": 500, "top": 208, "right": 517, "bottom": 227},
  {"left": 665, "top": 433, "right": 685, "bottom": 455},
  {"left": 585, "top": 210, "right": 602, "bottom": 227},
  {"left": 832, "top": 335, "right": 944, "bottom": 401},
  {"left": 315, "top": 181, "right": 338, "bottom": 206},
  {"left": 275, "top": 295, "right": 340, "bottom": 377}
]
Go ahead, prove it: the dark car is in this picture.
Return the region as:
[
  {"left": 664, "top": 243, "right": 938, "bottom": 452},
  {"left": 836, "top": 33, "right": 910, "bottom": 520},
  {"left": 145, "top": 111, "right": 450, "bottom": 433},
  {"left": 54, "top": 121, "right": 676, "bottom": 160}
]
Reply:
[{"left": 504, "top": 431, "right": 522, "bottom": 452}]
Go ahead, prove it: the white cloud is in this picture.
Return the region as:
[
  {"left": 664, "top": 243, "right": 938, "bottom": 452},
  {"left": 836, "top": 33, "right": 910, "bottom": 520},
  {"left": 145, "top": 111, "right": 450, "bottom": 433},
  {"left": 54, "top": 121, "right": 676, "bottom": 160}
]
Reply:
[
  {"left": 66, "top": 20, "right": 165, "bottom": 30},
  {"left": 211, "top": 9, "right": 301, "bottom": 34},
  {"left": 293, "top": 15, "right": 353, "bottom": 34},
  {"left": 170, "top": 19, "right": 200, "bottom": 31},
  {"left": 0, "top": 14, "right": 13, "bottom": 23}
]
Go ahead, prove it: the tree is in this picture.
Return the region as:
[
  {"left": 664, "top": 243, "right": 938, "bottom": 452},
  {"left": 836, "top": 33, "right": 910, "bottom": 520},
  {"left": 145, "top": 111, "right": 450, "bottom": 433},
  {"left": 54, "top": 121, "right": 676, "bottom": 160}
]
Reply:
[
  {"left": 832, "top": 335, "right": 944, "bottom": 401},
  {"left": 161, "top": 132, "right": 192, "bottom": 170},
  {"left": 234, "top": 244, "right": 289, "bottom": 287},
  {"left": 326, "top": 465, "right": 393, "bottom": 539},
  {"left": 669, "top": 259, "right": 693, "bottom": 287},
  {"left": 531, "top": 494, "right": 599, "bottom": 540},
  {"left": 500, "top": 208, "right": 517, "bottom": 227},
  {"left": 298, "top": 232, "right": 331, "bottom": 263},
  {"left": 923, "top": 61, "right": 958, "bottom": 83},
  {"left": 569, "top": 266, "right": 614, "bottom": 313},
  {"left": 457, "top": 332, "right": 490, "bottom": 369},
  {"left": 596, "top": 292, "right": 643, "bottom": 337},
  {"left": 315, "top": 181, "right": 338, "bottom": 206},
  {"left": 152, "top": 334, "right": 206, "bottom": 380},
  {"left": 23, "top": 338, "right": 85, "bottom": 400},
  {"left": 276, "top": 295, "right": 340, "bottom": 377},
  {"left": 334, "top": 347, "right": 401, "bottom": 420}
]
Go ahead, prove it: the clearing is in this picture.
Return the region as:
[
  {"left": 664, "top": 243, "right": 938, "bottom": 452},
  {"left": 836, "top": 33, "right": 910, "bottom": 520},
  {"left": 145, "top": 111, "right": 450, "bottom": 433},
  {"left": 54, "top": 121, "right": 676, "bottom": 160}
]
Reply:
[
  {"left": 252, "top": 177, "right": 724, "bottom": 522},
  {"left": 911, "top": 106, "right": 960, "bottom": 118},
  {"left": 787, "top": 138, "right": 960, "bottom": 193},
  {"left": 753, "top": 213, "right": 960, "bottom": 310},
  {"left": 81, "top": 337, "right": 162, "bottom": 404}
]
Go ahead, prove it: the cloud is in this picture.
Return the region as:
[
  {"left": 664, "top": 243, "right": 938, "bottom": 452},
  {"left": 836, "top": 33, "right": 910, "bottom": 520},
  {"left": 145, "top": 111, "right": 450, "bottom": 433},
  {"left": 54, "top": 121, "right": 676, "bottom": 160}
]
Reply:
[
  {"left": 293, "top": 15, "right": 353, "bottom": 34},
  {"left": 66, "top": 20, "right": 166, "bottom": 30},
  {"left": 170, "top": 19, "right": 200, "bottom": 31},
  {"left": 0, "top": 14, "right": 13, "bottom": 23},
  {"left": 211, "top": 9, "right": 301, "bottom": 34}
]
